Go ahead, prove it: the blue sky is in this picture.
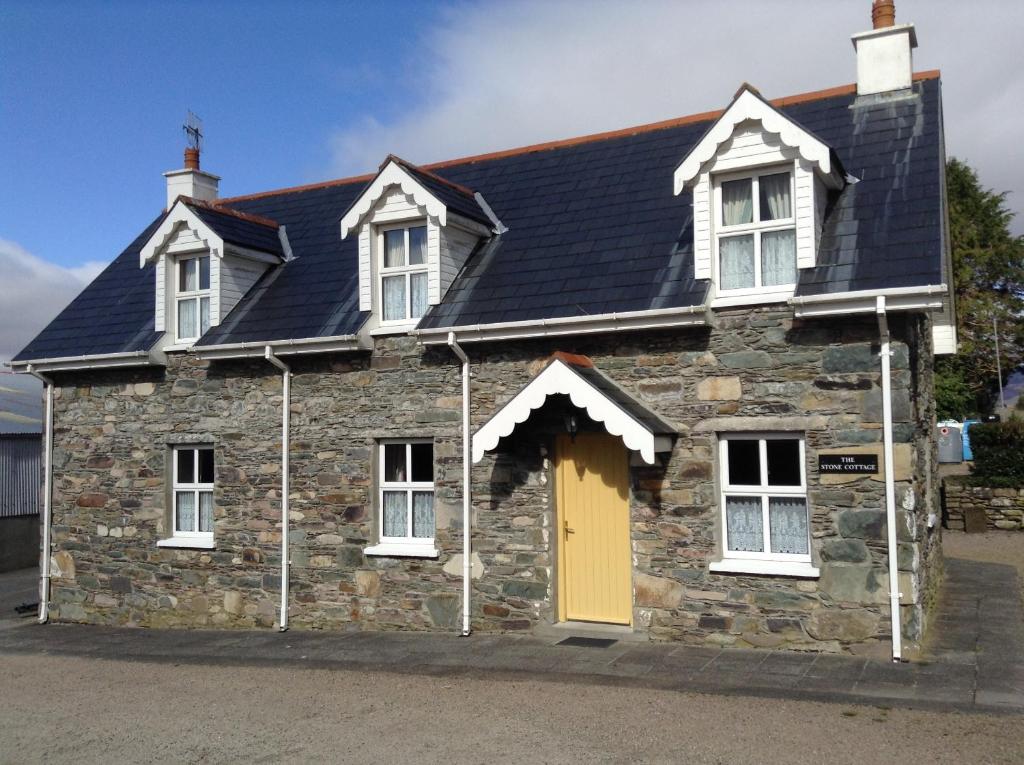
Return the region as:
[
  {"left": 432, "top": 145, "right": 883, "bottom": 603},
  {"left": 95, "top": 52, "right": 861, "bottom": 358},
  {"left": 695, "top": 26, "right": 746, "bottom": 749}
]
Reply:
[
  {"left": 2, "top": 0, "right": 1023, "bottom": 362},
  {"left": 1, "top": 0, "right": 440, "bottom": 267}
]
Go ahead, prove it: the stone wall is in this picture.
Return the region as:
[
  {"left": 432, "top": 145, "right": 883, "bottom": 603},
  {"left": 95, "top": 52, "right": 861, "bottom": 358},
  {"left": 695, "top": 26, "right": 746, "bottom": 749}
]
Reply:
[
  {"left": 944, "top": 482, "right": 1024, "bottom": 531},
  {"left": 43, "top": 306, "right": 940, "bottom": 654}
]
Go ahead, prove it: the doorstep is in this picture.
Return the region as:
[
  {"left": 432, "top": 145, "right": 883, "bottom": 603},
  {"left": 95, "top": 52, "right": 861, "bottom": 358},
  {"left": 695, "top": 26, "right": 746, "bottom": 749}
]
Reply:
[{"left": 533, "top": 620, "right": 649, "bottom": 644}]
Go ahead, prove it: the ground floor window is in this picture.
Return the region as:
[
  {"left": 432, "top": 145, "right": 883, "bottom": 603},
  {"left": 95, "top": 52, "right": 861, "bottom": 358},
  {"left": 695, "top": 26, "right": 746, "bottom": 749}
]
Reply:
[
  {"left": 366, "top": 439, "right": 438, "bottom": 558},
  {"left": 159, "top": 446, "right": 215, "bottom": 548},
  {"left": 711, "top": 433, "right": 815, "bottom": 576}
]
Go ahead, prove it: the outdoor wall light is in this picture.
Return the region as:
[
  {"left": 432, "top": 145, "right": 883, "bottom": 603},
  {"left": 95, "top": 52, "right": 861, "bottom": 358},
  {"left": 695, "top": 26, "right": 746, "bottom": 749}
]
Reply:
[{"left": 564, "top": 413, "right": 579, "bottom": 442}]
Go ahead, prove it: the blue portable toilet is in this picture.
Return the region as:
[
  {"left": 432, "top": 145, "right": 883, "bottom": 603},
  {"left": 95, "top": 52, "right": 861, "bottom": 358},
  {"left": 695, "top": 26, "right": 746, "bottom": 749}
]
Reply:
[{"left": 962, "top": 419, "right": 981, "bottom": 461}]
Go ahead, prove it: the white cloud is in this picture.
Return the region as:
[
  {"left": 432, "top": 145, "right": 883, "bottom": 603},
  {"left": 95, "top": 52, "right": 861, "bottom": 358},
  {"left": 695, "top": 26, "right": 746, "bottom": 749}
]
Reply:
[
  {"left": 0, "top": 238, "right": 105, "bottom": 363},
  {"left": 329, "top": 0, "right": 1024, "bottom": 232}
]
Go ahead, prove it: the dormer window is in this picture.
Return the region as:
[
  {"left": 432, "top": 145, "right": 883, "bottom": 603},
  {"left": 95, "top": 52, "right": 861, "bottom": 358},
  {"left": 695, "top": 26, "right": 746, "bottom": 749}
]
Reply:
[
  {"left": 380, "top": 223, "right": 429, "bottom": 323},
  {"left": 673, "top": 87, "right": 846, "bottom": 306},
  {"left": 715, "top": 169, "right": 796, "bottom": 293},
  {"left": 176, "top": 254, "right": 211, "bottom": 342},
  {"left": 339, "top": 156, "right": 501, "bottom": 332}
]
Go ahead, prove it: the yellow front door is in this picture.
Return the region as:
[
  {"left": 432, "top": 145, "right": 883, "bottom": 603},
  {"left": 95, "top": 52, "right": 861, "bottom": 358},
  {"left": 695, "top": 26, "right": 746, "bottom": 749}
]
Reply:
[{"left": 556, "top": 433, "right": 632, "bottom": 625}]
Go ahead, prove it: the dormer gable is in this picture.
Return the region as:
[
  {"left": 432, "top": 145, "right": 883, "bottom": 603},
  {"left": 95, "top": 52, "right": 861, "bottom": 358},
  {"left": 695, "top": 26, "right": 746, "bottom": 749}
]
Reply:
[
  {"left": 140, "top": 198, "right": 286, "bottom": 344},
  {"left": 674, "top": 86, "right": 845, "bottom": 304},
  {"left": 340, "top": 156, "right": 504, "bottom": 325}
]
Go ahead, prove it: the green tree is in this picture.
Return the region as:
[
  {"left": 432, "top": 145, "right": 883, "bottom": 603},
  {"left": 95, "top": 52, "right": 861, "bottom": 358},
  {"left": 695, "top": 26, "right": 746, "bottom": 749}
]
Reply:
[{"left": 935, "top": 159, "right": 1024, "bottom": 416}]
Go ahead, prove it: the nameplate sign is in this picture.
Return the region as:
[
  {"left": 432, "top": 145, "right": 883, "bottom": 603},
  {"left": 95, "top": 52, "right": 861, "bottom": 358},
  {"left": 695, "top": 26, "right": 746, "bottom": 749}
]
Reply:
[{"left": 818, "top": 454, "right": 879, "bottom": 474}]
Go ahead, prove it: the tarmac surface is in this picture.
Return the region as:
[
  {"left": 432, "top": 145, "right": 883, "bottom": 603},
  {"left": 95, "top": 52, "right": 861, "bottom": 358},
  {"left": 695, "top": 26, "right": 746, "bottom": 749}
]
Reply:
[
  {"left": 0, "top": 555, "right": 1021, "bottom": 715},
  {"left": 0, "top": 533, "right": 1021, "bottom": 763}
]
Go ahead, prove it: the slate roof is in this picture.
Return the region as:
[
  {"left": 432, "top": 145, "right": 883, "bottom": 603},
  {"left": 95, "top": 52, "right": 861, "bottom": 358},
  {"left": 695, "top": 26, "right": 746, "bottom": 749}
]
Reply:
[
  {"left": 184, "top": 199, "right": 284, "bottom": 256},
  {"left": 14, "top": 73, "right": 946, "bottom": 362},
  {"left": 563, "top": 360, "right": 676, "bottom": 436},
  {"left": 12, "top": 217, "right": 164, "bottom": 362},
  {"left": 385, "top": 156, "right": 493, "bottom": 228}
]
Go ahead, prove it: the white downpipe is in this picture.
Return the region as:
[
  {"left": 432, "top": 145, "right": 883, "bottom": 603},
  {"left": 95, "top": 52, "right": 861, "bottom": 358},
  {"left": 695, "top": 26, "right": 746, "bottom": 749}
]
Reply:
[
  {"left": 26, "top": 365, "right": 54, "bottom": 624},
  {"left": 264, "top": 347, "right": 291, "bottom": 632},
  {"left": 447, "top": 332, "right": 472, "bottom": 636},
  {"left": 876, "top": 297, "right": 903, "bottom": 662}
]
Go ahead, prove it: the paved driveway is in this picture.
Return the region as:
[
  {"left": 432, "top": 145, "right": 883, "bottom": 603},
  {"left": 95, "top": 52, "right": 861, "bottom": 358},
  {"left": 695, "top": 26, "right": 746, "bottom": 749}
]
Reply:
[
  {"left": 0, "top": 652, "right": 1021, "bottom": 765},
  {"left": 0, "top": 566, "right": 37, "bottom": 625}
]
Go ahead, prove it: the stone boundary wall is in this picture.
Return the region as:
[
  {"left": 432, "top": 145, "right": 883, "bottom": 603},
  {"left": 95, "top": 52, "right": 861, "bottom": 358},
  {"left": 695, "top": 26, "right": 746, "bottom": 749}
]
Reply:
[{"left": 944, "top": 482, "right": 1024, "bottom": 530}]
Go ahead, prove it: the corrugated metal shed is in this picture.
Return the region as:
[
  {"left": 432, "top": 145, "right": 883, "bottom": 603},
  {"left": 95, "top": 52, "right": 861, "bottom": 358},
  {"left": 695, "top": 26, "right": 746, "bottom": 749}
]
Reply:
[{"left": 0, "top": 434, "right": 41, "bottom": 518}]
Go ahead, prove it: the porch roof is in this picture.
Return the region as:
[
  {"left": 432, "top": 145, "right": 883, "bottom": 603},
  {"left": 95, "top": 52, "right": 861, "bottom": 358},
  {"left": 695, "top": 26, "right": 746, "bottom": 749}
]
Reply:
[{"left": 471, "top": 353, "right": 676, "bottom": 465}]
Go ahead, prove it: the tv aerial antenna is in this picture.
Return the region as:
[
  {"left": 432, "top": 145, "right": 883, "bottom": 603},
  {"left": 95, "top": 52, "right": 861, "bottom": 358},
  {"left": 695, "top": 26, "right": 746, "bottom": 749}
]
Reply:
[{"left": 183, "top": 110, "right": 204, "bottom": 152}]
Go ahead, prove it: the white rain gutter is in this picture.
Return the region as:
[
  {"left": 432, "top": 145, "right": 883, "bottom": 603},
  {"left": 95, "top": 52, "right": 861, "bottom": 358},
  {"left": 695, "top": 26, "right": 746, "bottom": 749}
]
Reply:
[
  {"left": 875, "top": 297, "right": 903, "bottom": 662},
  {"left": 10, "top": 348, "right": 166, "bottom": 373},
  {"left": 447, "top": 332, "right": 472, "bottom": 636},
  {"left": 415, "top": 304, "right": 708, "bottom": 345},
  {"left": 264, "top": 346, "right": 292, "bottom": 632},
  {"left": 25, "top": 365, "right": 54, "bottom": 624},
  {"left": 191, "top": 334, "right": 368, "bottom": 360},
  {"left": 790, "top": 285, "right": 947, "bottom": 318}
]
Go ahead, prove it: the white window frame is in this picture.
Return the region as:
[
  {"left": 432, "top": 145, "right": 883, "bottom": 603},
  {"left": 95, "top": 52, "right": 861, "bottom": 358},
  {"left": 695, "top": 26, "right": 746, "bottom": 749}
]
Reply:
[
  {"left": 710, "top": 432, "right": 819, "bottom": 578},
  {"left": 377, "top": 222, "right": 429, "bottom": 326},
  {"left": 365, "top": 438, "right": 439, "bottom": 558},
  {"left": 174, "top": 254, "right": 212, "bottom": 343},
  {"left": 713, "top": 165, "right": 797, "bottom": 301},
  {"left": 158, "top": 445, "right": 215, "bottom": 549}
]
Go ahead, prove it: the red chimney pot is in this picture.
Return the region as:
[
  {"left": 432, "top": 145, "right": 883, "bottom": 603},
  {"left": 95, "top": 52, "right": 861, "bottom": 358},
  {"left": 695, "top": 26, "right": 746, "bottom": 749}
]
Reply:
[
  {"left": 872, "top": 0, "right": 896, "bottom": 29},
  {"left": 184, "top": 147, "right": 200, "bottom": 171}
]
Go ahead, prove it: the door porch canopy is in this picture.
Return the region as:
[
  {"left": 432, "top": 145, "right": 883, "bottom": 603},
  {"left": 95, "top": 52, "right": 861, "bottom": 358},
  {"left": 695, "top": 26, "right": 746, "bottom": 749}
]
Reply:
[{"left": 471, "top": 352, "right": 676, "bottom": 465}]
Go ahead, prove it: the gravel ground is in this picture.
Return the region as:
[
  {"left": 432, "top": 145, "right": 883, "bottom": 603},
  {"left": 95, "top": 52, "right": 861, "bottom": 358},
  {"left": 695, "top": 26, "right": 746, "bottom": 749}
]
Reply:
[
  {"left": 944, "top": 530, "right": 1024, "bottom": 581},
  {"left": 0, "top": 654, "right": 1021, "bottom": 765}
]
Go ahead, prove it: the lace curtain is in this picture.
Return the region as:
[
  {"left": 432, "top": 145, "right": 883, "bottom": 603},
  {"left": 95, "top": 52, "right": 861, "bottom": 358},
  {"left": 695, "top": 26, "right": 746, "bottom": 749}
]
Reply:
[
  {"left": 199, "top": 491, "right": 214, "bottom": 533},
  {"left": 180, "top": 259, "right": 198, "bottom": 291},
  {"left": 382, "top": 276, "right": 405, "bottom": 321},
  {"left": 409, "top": 226, "right": 427, "bottom": 265},
  {"left": 412, "top": 491, "right": 434, "bottom": 538},
  {"left": 178, "top": 299, "right": 197, "bottom": 339},
  {"left": 726, "top": 496, "right": 763, "bottom": 552},
  {"left": 176, "top": 492, "right": 195, "bottom": 533},
  {"left": 410, "top": 273, "right": 428, "bottom": 319},
  {"left": 199, "top": 297, "right": 211, "bottom": 335},
  {"left": 720, "top": 235, "right": 754, "bottom": 290},
  {"left": 722, "top": 180, "right": 753, "bottom": 226},
  {"left": 384, "top": 230, "right": 405, "bottom": 268},
  {"left": 761, "top": 230, "right": 796, "bottom": 286},
  {"left": 383, "top": 491, "right": 406, "bottom": 537},
  {"left": 769, "top": 498, "right": 809, "bottom": 554},
  {"left": 759, "top": 173, "right": 791, "bottom": 220}
]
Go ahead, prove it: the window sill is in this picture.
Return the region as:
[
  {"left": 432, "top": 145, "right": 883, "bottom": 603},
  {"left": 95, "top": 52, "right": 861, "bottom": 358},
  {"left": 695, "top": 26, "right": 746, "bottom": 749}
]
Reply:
[
  {"left": 709, "top": 559, "right": 819, "bottom": 578},
  {"left": 162, "top": 343, "right": 195, "bottom": 353},
  {"left": 369, "top": 323, "right": 420, "bottom": 337},
  {"left": 364, "top": 542, "right": 439, "bottom": 559},
  {"left": 157, "top": 536, "right": 215, "bottom": 550},
  {"left": 710, "top": 292, "right": 793, "bottom": 309}
]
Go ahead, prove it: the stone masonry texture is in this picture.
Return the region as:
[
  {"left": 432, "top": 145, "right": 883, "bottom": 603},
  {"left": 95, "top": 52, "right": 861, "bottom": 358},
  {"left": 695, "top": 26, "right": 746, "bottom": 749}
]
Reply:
[
  {"left": 943, "top": 482, "right": 1024, "bottom": 531},
  {"left": 43, "top": 307, "right": 941, "bottom": 653}
]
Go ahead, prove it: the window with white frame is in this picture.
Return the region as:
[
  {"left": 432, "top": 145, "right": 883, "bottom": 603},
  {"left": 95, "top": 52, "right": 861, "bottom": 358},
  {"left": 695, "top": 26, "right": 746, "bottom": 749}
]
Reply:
[
  {"left": 715, "top": 168, "right": 796, "bottom": 294},
  {"left": 176, "top": 254, "right": 211, "bottom": 342},
  {"left": 379, "top": 223, "right": 428, "bottom": 323},
  {"left": 171, "top": 446, "right": 215, "bottom": 542},
  {"left": 379, "top": 440, "right": 435, "bottom": 547},
  {"left": 718, "top": 434, "right": 810, "bottom": 563}
]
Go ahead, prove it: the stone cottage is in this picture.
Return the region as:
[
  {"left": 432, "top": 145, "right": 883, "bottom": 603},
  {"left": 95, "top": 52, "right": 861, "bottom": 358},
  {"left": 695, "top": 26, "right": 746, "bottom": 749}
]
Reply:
[{"left": 13, "top": 2, "right": 954, "bottom": 660}]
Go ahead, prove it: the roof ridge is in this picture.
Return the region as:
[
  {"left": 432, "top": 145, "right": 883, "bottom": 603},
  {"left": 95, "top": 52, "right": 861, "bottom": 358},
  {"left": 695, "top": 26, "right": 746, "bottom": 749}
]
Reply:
[
  {"left": 386, "top": 154, "right": 478, "bottom": 198},
  {"left": 185, "top": 197, "right": 279, "bottom": 228},
  {"left": 219, "top": 70, "right": 941, "bottom": 205}
]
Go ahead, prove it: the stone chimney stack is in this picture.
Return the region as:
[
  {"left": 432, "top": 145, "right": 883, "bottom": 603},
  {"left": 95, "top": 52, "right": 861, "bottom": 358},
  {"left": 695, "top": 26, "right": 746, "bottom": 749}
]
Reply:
[
  {"left": 164, "top": 145, "right": 220, "bottom": 209},
  {"left": 851, "top": 0, "right": 918, "bottom": 96}
]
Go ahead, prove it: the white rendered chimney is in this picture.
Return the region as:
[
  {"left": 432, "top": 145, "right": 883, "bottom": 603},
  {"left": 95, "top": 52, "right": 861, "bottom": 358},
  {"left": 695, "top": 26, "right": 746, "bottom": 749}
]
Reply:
[
  {"left": 851, "top": 0, "right": 918, "bottom": 96},
  {"left": 164, "top": 146, "right": 220, "bottom": 208}
]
